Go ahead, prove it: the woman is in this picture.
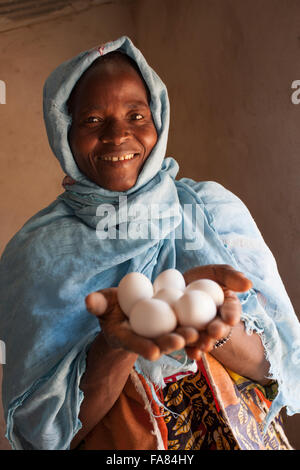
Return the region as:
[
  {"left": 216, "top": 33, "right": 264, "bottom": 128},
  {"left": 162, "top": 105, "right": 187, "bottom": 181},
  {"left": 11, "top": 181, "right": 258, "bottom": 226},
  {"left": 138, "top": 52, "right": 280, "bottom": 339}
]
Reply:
[{"left": 0, "top": 36, "right": 299, "bottom": 450}]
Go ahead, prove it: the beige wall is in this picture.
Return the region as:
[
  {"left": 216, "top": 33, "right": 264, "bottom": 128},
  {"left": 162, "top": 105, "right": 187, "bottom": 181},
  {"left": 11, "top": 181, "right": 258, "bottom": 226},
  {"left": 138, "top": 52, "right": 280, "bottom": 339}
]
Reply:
[
  {"left": 133, "top": 1, "right": 300, "bottom": 446},
  {"left": 0, "top": 0, "right": 299, "bottom": 450},
  {"left": 0, "top": 0, "right": 137, "bottom": 451}
]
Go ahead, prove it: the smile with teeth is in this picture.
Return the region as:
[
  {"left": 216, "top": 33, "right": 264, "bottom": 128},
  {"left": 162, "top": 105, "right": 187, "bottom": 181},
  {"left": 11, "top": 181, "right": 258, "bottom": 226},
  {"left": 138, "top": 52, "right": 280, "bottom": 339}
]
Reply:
[{"left": 100, "top": 153, "right": 137, "bottom": 161}]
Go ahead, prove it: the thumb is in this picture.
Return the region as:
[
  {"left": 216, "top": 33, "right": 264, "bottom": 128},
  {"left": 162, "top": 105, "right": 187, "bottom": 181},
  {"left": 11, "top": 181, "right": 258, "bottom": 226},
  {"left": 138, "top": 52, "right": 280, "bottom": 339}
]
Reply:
[
  {"left": 85, "top": 288, "right": 119, "bottom": 316},
  {"left": 184, "top": 264, "right": 252, "bottom": 292}
]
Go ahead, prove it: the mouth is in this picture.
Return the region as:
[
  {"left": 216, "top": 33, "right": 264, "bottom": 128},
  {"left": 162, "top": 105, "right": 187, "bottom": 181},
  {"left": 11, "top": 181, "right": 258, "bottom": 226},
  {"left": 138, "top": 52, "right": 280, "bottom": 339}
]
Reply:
[{"left": 97, "top": 152, "right": 140, "bottom": 163}]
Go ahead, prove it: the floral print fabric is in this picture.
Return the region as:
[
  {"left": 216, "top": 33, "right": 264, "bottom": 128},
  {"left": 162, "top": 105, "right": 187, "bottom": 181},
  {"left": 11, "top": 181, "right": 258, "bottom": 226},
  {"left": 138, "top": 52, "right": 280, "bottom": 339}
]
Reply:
[{"left": 162, "top": 362, "right": 292, "bottom": 450}]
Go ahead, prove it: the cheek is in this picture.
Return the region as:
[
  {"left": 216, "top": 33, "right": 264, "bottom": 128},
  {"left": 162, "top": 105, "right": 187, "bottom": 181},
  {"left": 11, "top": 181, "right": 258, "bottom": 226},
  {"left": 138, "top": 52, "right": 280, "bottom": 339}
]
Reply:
[
  {"left": 69, "top": 126, "right": 96, "bottom": 156},
  {"left": 142, "top": 126, "right": 158, "bottom": 155}
]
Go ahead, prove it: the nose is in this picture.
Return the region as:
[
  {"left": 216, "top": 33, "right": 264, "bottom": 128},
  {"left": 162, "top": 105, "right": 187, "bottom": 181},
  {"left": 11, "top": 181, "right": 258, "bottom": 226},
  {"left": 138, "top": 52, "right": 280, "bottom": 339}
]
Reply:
[{"left": 99, "top": 119, "right": 131, "bottom": 145}]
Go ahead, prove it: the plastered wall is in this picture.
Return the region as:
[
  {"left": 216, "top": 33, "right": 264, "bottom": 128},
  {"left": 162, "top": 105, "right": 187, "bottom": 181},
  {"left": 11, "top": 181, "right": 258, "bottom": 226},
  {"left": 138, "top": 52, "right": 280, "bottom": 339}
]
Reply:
[
  {"left": 0, "top": 0, "right": 137, "bottom": 451},
  {"left": 0, "top": 0, "right": 299, "bottom": 450}
]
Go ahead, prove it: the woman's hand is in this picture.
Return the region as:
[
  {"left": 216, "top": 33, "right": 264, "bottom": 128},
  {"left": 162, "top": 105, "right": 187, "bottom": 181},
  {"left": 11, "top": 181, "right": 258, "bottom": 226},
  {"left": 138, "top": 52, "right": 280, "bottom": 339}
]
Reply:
[
  {"left": 85, "top": 264, "right": 252, "bottom": 362},
  {"left": 183, "top": 264, "right": 252, "bottom": 360},
  {"left": 85, "top": 288, "right": 193, "bottom": 361}
]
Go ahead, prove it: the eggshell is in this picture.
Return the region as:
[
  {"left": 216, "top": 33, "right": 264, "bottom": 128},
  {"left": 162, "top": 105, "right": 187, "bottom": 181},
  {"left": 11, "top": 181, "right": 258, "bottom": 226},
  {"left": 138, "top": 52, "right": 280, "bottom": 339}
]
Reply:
[
  {"left": 129, "top": 298, "right": 177, "bottom": 338},
  {"left": 154, "top": 287, "right": 184, "bottom": 306},
  {"left": 173, "top": 290, "right": 217, "bottom": 330},
  {"left": 117, "top": 272, "right": 154, "bottom": 317},
  {"left": 153, "top": 269, "right": 186, "bottom": 294},
  {"left": 186, "top": 279, "right": 224, "bottom": 307}
]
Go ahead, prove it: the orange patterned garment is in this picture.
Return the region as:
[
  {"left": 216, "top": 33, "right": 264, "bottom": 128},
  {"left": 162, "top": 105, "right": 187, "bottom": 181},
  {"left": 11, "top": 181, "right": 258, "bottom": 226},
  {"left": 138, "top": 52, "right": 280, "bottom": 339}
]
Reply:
[
  {"left": 161, "top": 358, "right": 291, "bottom": 450},
  {"left": 75, "top": 354, "right": 292, "bottom": 450}
]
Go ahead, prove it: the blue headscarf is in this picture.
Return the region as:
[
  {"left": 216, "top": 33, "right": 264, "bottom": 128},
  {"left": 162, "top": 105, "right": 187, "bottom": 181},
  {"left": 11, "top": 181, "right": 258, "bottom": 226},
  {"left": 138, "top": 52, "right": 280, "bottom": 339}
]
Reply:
[{"left": 0, "top": 36, "right": 299, "bottom": 450}]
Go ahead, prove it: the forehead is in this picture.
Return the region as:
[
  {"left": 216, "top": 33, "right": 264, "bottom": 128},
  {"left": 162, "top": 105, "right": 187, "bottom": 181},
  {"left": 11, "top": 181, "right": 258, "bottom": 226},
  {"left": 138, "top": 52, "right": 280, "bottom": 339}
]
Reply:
[{"left": 68, "top": 53, "right": 150, "bottom": 111}]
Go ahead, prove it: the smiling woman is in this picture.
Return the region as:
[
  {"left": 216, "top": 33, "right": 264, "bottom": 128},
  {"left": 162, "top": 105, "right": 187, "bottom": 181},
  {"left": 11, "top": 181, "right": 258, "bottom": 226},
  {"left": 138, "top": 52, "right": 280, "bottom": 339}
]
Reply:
[
  {"left": 67, "top": 52, "right": 158, "bottom": 191},
  {"left": 0, "top": 36, "right": 299, "bottom": 451}
]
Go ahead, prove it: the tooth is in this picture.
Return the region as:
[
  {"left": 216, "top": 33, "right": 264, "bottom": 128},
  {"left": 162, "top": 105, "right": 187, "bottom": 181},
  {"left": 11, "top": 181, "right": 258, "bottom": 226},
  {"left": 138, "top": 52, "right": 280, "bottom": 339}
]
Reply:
[{"left": 101, "top": 153, "right": 136, "bottom": 161}]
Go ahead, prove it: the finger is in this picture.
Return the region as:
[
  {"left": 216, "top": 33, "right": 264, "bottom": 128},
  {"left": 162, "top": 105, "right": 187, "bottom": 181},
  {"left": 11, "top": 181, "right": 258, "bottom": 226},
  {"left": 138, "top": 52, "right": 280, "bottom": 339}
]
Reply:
[
  {"left": 154, "top": 333, "right": 186, "bottom": 355},
  {"left": 116, "top": 324, "right": 161, "bottom": 361},
  {"left": 186, "top": 331, "right": 215, "bottom": 354},
  {"left": 184, "top": 264, "right": 252, "bottom": 292},
  {"left": 213, "top": 265, "right": 252, "bottom": 292},
  {"left": 97, "top": 316, "right": 162, "bottom": 361},
  {"left": 175, "top": 326, "right": 200, "bottom": 345},
  {"left": 186, "top": 334, "right": 216, "bottom": 357},
  {"left": 86, "top": 290, "right": 162, "bottom": 361},
  {"left": 206, "top": 317, "right": 231, "bottom": 340},
  {"left": 185, "top": 347, "right": 202, "bottom": 361},
  {"left": 85, "top": 288, "right": 119, "bottom": 316},
  {"left": 219, "top": 289, "right": 241, "bottom": 326}
]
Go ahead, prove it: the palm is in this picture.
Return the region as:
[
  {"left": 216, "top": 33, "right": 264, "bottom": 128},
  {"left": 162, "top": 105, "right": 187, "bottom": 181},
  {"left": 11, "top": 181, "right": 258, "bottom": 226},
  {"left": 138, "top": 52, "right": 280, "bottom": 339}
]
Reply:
[{"left": 85, "top": 264, "right": 252, "bottom": 361}]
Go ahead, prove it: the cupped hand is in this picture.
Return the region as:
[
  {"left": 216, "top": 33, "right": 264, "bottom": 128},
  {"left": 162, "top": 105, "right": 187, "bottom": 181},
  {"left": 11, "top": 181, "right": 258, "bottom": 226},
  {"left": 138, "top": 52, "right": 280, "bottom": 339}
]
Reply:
[
  {"left": 183, "top": 264, "right": 252, "bottom": 359},
  {"left": 85, "top": 264, "right": 252, "bottom": 362},
  {"left": 85, "top": 288, "right": 196, "bottom": 361}
]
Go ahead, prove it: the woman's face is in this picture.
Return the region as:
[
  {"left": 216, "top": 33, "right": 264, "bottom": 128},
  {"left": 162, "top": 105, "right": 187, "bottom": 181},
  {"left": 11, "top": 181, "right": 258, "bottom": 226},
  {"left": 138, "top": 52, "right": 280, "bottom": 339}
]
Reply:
[{"left": 68, "top": 56, "right": 158, "bottom": 191}]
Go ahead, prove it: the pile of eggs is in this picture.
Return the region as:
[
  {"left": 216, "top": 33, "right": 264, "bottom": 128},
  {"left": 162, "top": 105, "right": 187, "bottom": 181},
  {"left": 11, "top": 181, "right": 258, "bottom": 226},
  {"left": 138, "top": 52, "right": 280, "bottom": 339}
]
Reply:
[{"left": 117, "top": 269, "right": 224, "bottom": 338}]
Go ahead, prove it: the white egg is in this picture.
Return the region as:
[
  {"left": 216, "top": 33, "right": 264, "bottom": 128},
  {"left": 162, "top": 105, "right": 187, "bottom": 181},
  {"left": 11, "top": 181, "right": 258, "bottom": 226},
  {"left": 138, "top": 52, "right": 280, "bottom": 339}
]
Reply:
[
  {"left": 173, "top": 290, "right": 217, "bottom": 330},
  {"left": 153, "top": 269, "right": 186, "bottom": 294},
  {"left": 117, "top": 272, "right": 154, "bottom": 317},
  {"left": 186, "top": 279, "right": 224, "bottom": 307},
  {"left": 129, "top": 298, "right": 178, "bottom": 338},
  {"left": 154, "top": 288, "right": 184, "bottom": 306}
]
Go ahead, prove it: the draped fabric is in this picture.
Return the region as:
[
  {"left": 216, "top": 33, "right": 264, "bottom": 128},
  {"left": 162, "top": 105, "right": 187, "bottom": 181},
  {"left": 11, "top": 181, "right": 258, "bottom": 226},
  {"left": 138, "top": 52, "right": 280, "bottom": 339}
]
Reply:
[
  {"left": 0, "top": 36, "right": 299, "bottom": 450},
  {"left": 73, "top": 356, "right": 292, "bottom": 451}
]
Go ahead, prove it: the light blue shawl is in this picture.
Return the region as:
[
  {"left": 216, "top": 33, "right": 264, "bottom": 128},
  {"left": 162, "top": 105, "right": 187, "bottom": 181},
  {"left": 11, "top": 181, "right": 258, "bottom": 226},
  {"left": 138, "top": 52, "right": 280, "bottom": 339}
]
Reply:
[{"left": 0, "top": 36, "right": 299, "bottom": 450}]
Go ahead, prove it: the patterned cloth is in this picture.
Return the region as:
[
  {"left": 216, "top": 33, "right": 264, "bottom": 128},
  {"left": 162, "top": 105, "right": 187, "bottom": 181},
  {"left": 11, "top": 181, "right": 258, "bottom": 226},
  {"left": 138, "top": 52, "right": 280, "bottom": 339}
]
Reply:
[
  {"left": 73, "top": 354, "right": 293, "bottom": 451},
  {"left": 161, "top": 362, "right": 292, "bottom": 450}
]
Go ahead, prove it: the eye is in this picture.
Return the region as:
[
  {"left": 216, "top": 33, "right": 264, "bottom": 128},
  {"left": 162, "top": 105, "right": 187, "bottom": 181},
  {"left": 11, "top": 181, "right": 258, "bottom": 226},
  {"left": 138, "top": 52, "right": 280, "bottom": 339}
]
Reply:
[
  {"left": 85, "top": 116, "right": 101, "bottom": 123},
  {"left": 131, "top": 113, "right": 144, "bottom": 121}
]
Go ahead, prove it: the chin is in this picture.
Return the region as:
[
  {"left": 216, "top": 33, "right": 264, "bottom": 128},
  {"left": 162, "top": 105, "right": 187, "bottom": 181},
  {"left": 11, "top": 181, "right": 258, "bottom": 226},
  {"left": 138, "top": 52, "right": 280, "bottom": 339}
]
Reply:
[{"left": 97, "top": 178, "right": 137, "bottom": 192}]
